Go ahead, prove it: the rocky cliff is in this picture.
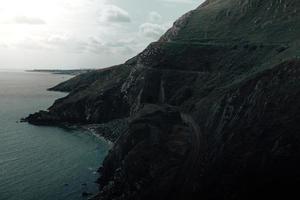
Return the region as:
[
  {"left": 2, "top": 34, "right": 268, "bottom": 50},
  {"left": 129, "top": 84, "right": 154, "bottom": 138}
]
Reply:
[{"left": 26, "top": 0, "right": 300, "bottom": 199}]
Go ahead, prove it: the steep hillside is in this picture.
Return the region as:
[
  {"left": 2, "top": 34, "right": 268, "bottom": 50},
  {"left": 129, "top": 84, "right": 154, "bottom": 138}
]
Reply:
[
  {"left": 162, "top": 0, "right": 300, "bottom": 43},
  {"left": 26, "top": 65, "right": 131, "bottom": 124},
  {"left": 25, "top": 0, "right": 300, "bottom": 199}
]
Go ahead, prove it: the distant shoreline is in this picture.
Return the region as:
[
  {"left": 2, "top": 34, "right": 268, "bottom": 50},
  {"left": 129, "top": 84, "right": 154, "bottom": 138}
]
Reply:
[{"left": 26, "top": 69, "right": 94, "bottom": 76}]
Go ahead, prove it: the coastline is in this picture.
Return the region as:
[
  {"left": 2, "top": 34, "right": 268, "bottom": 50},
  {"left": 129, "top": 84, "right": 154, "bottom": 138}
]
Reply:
[
  {"left": 0, "top": 71, "right": 108, "bottom": 200},
  {"left": 20, "top": 72, "right": 118, "bottom": 199}
]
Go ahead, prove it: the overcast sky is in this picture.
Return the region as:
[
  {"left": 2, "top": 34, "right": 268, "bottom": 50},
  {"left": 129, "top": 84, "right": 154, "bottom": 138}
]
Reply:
[{"left": 0, "top": 0, "right": 204, "bottom": 69}]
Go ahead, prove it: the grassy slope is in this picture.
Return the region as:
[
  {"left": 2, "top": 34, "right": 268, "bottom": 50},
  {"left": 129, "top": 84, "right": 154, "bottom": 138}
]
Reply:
[{"left": 177, "top": 0, "right": 300, "bottom": 43}]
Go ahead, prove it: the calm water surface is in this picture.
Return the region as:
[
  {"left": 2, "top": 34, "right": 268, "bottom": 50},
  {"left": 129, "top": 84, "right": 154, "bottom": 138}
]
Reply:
[{"left": 0, "top": 71, "right": 110, "bottom": 200}]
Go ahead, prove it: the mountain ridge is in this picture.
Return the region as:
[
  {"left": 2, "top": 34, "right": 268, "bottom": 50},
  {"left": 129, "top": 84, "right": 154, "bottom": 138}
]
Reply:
[{"left": 25, "top": 0, "right": 300, "bottom": 199}]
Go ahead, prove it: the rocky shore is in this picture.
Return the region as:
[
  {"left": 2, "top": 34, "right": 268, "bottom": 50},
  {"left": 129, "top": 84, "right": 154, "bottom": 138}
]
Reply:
[
  {"left": 25, "top": 0, "right": 300, "bottom": 199},
  {"left": 81, "top": 118, "right": 129, "bottom": 143}
]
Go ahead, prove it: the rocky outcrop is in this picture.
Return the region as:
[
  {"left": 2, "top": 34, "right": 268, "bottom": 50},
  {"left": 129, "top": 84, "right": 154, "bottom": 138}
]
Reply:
[
  {"left": 94, "top": 104, "right": 201, "bottom": 200},
  {"left": 25, "top": 0, "right": 300, "bottom": 199},
  {"left": 25, "top": 65, "right": 131, "bottom": 125},
  {"left": 85, "top": 118, "right": 129, "bottom": 142}
]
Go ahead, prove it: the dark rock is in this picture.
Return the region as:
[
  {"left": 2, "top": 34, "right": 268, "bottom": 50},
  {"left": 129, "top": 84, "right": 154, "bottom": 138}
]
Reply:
[
  {"left": 24, "top": 110, "right": 61, "bottom": 125},
  {"left": 97, "top": 104, "right": 195, "bottom": 200},
  {"left": 82, "top": 192, "right": 92, "bottom": 197},
  {"left": 92, "top": 118, "right": 129, "bottom": 142}
]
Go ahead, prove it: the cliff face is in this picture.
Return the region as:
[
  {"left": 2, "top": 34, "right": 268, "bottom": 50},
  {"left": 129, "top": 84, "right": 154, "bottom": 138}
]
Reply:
[{"left": 26, "top": 0, "right": 300, "bottom": 199}]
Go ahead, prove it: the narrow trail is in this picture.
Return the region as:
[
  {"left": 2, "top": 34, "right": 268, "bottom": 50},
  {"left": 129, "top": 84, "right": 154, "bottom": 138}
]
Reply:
[
  {"left": 132, "top": 39, "right": 285, "bottom": 77},
  {"left": 159, "top": 79, "right": 165, "bottom": 104},
  {"left": 138, "top": 64, "right": 209, "bottom": 75},
  {"left": 177, "top": 113, "right": 205, "bottom": 197}
]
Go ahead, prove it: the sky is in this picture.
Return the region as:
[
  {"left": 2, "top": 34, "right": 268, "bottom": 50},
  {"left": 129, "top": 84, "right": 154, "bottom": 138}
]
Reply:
[{"left": 0, "top": 0, "right": 204, "bottom": 69}]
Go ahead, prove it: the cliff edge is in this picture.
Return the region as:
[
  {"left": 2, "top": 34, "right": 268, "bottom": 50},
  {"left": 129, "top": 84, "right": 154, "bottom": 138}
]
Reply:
[{"left": 25, "top": 0, "right": 300, "bottom": 199}]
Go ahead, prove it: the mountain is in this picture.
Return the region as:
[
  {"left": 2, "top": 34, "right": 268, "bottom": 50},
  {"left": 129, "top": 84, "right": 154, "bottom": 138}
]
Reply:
[{"left": 25, "top": 0, "right": 300, "bottom": 199}]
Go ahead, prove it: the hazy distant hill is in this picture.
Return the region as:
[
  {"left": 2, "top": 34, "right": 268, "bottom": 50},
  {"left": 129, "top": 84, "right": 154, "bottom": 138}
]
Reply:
[{"left": 27, "top": 69, "right": 93, "bottom": 76}]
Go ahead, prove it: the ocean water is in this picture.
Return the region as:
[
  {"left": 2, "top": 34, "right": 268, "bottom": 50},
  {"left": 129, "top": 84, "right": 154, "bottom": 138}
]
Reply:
[{"left": 0, "top": 71, "right": 110, "bottom": 200}]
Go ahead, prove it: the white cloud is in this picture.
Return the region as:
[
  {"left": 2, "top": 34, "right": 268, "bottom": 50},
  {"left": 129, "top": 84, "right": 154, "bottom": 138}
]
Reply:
[
  {"left": 45, "top": 34, "right": 88, "bottom": 53},
  {"left": 86, "top": 37, "right": 110, "bottom": 54},
  {"left": 13, "top": 16, "right": 46, "bottom": 25},
  {"left": 162, "top": 0, "right": 196, "bottom": 4},
  {"left": 0, "top": 0, "right": 200, "bottom": 69},
  {"left": 99, "top": 5, "right": 131, "bottom": 23},
  {"left": 148, "top": 11, "right": 162, "bottom": 23},
  {"left": 87, "top": 37, "right": 136, "bottom": 56},
  {"left": 139, "top": 22, "right": 168, "bottom": 39},
  {"left": 14, "top": 37, "right": 47, "bottom": 50},
  {"left": 13, "top": 33, "right": 138, "bottom": 57},
  {"left": 0, "top": 42, "right": 8, "bottom": 48},
  {"left": 13, "top": 34, "right": 88, "bottom": 53}
]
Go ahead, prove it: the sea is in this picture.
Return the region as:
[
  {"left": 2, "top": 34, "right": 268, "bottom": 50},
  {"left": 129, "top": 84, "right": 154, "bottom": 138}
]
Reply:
[{"left": 0, "top": 70, "right": 110, "bottom": 200}]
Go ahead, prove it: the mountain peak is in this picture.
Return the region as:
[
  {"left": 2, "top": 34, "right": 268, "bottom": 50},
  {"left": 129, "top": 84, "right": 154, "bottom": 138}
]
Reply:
[{"left": 160, "top": 0, "right": 300, "bottom": 44}]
